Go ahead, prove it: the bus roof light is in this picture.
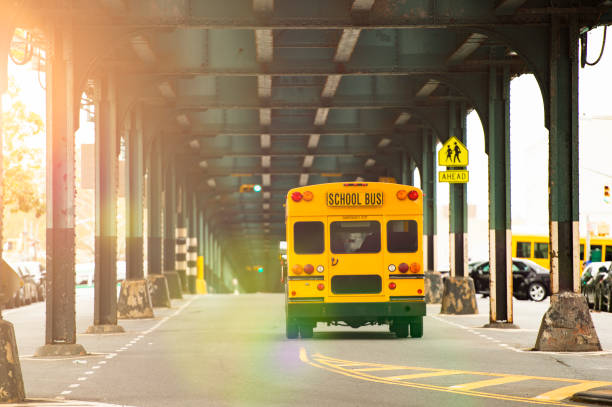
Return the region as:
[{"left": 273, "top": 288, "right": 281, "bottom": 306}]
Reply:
[
  {"left": 408, "top": 190, "right": 419, "bottom": 201},
  {"left": 343, "top": 183, "right": 368, "bottom": 187},
  {"left": 396, "top": 190, "right": 407, "bottom": 200},
  {"left": 303, "top": 191, "right": 314, "bottom": 201},
  {"left": 291, "top": 192, "right": 303, "bottom": 202},
  {"left": 292, "top": 264, "right": 303, "bottom": 274},
  {"left": 410, "top": 263, "right": 421, "bottom": 273}
]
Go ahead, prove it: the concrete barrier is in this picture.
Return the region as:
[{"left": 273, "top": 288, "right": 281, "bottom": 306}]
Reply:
[
  {"left": 535, "top": 292, "right": 602, "bottom": 352},
  {"left": 117, "top": 280, "right": 154, "bottom": 319},
  {"left": 147, "top": 274, "right": 172, "bottom": 308},
  {"left": 424, "top": 271, "right": 443, "bottom": 304},
  {"left": 0, "top": 319, "right": 25, "bottom": 402},
  {"left": 440, "top": 276, "right": 478, "bottom": 315},
  {"left": 164, "top": 271, "right": 183, "bottom": 299}
]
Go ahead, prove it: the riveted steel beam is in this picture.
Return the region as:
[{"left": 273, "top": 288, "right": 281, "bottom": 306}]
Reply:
[{"left": 421, "top": 128, "right": 437, "bottom": 273}]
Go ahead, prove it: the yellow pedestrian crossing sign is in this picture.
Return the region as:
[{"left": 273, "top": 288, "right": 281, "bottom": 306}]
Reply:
[{"left": 438, "top": 136, "right": 468, "bottom": 167}]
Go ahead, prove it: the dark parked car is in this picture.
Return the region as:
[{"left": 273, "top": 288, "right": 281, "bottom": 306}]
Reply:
[
  {"left": 469, "top": 258, "right": 551, "bottom": 301},
  {"left": 580, "top": 261, "right": 610, "bottom": 309}
]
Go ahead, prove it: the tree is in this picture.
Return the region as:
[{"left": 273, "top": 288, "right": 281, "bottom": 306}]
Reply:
[{"left": 2, "top": 76, "right": 45, "bottom": 217}]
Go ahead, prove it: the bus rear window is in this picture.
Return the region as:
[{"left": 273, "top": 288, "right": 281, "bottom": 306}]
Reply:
[
  {"left": 293, "top": 222, "right": 324, "bottom": 254},
  {"left": 330, "top": 221, "right": 380, "bottom": 254},
  {"left": 516, "top": 241, "right": 531, "bottom": 258},
  {"left": 534, "top": 243, "right": 548, "bottom": 259},
  {"left": 387, "top": 220, "right": 418, "bottom": 253}
]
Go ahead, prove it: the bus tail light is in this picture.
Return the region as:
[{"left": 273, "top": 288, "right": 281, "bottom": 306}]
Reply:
[
  {"left": 304, "top": 264, "right": 314, "bottom": 274},
  {"left": 396, "top": 190, "right": 407, "bottom": 200},
  {"left": 408, "top": 190, "right": 419, "bottom": 201},
  {"left": 398, "top": 263, "right": 409, "bottom": 273},
  {"left": 303, "top": 191, "right": 313, "bottom": 201},
  {"left": 291, "top": 291, "right": 296, "bottom": 296},
  {"left": 417, "top": 289, "right": 423, "bottom": 294},
  {"left": 317, "top": 283, "right": 325, "bottom": 291},
  {"left": 291, "top": 192, "right": 303, "bottom": 202},
  {"left": 389, "top": 282, "right": 396, "bottom": 290},
  {"left": 292, "top": 264, "right": 303, "bottom": 274},
  {"left": 410, "top": 263, "right": 421, "bottom": 273}
]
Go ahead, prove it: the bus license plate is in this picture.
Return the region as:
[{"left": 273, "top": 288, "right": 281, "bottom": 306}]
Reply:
[{"left": 327, "top": 191, "right": 383, "bottom": 207}]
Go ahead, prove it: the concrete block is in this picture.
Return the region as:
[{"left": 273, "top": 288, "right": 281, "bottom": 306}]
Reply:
[
  {"left": 535, "top": 292, "right": 602, "bottom": 352},
  {"left": 424, "top": 271, "right": 443, "bottom": 304},
  {"left": 147, "top": 274, "right": 172, "bottom": 308},
  {"left": 440, "top": 276, "right": 478, "bottom": 315},
  {"left": 85, "top": 324, "right": 125, "bottom": 334},
  {"left": 164, "top": 271, "right": 183, "bottom": 299},
  {"left": 0, "top": 319, "right": 25, "bottom": 402},
  {"left": 34, "top": 343, "right": 87, "bottom": 357},
  {"left": 117, "top": 279, "right": 155, "bottom": 319}
]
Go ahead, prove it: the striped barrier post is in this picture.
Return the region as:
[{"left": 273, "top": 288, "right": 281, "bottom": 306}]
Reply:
[
  {"left": 175, "top": 227, "right": 188, "bottom": 292},
  {"left": 187, "top": 237, "right": 198, "bottom": 294}
]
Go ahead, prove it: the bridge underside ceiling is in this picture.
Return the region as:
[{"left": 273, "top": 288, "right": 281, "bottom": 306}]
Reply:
[{"left": 14, "top": 0, "right": 611, "bottom": 265}]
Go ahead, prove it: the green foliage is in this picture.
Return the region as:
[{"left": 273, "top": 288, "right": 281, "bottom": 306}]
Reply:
[{"left": 2, "top": 76, "right": 45, "bottom": 217}]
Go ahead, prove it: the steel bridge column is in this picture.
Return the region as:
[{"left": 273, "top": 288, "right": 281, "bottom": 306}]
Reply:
[
  {"left": 440, "top": 102, "right": 477, "bottom": 315},
  {"left": 400, "top": 152, "right": 415, "bottom": 185},
  {"left": 535, "top": 17, "right": 601, "bottom": 351},
  {"left": 422, "top": 128, "right": 437, "bottom": 273},
  {"left": 0, "top": 21, "right": 26, "bottom": 402},
  {"left": 87, "top": 74, "right": 123, "bottom": 334},
  {"left": 196, "top": 206, "right": 207, "bottom": 294},
  {"left": 186, "top": 189, "right": 198, "bottom": 294},
  {"left": 164, "top": 151, "right": 182, "bottom": 299},
  {"left": 175, "top": 180, "right": 188, "bottom": 292},
  {"left": 449, "top": 101, "right": 468, "bottom": 278},
  {"left": 117, "top": 105, "right": 154, "bottom": 319},
  {"left": 36, "top": 25, "right": 86, "bottom": 356},
  {"left": 146, "top": 136, "right": 171, "bottom": 307},
  {"left": 487, "top": 55, "right": 515, "bottom": 327}
]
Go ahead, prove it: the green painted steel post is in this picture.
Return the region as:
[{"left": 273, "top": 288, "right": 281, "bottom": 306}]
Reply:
[
  {"left": 163, "top": 153, "right": 176, "bottom": 273},
  {"left": 93, "top": 74, "right": 119, "bottom": 326},
  {"left": 449, "top": 102, "right": 468, "bottom": 277},
  {"left": 487, "top": 53, "right": 513, "bottom": 324},
  {"left": 147, "top": 137, "right": 163, "bottom": 276},
  {"left": 548, "top": 17, "right": 580, "bottom": 294},
  {"left": 422, "top": 128, "right": 437, "bottom": 272},
  {"left": 125, "top": 105, "right": 144, "bottom": 281}
]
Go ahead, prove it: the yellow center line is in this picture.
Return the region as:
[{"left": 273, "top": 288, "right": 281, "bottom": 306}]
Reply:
[
  {"left": 354, "top": 366, "right": 420, "bottom": 372},
  {"left": 535, "top": 381, "right": 612, "bottom": 401},
  {"left": 386, "top": 371, "right": 464, "bottom": 380},
  {"left": 451, "top": 375, "right": 531, "bottom": 390}
]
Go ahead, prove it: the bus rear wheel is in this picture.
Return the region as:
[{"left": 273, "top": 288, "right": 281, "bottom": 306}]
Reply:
[
  {"left": 286, "top": 319, "right": 299, "bottom": 339},
  {"left": 410, "top": 318, "right": 423, "bottom": 338},
  {"left": 393, "top": 320, "right": 409, "bottom": 338}
]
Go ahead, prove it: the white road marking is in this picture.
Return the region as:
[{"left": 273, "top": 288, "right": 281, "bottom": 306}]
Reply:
[
  {"left": 60, "top": 391, "right": 72, "bottom": 395},
  {"left": 69, "top": 384, "right": 80, "bottom": 388},
  {"left": 85, "top": 371, "right": 94, "bottom": 375},
  {"left": 77, "top": 377, "right": 87, "bottom": 381}
]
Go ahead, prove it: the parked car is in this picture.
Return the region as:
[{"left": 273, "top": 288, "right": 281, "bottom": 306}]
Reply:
[
  {"left": 594, "top": 264, "right": 612, "bottom": 312},
  {"left": 469, "top": 258, "right": 551, "bottom": 301},
  {"left": 6, "top": 262, "right": 39, "bottom": 307},
  {"left": 17, "top": 261, "right": 46, "bottom": 302},
  {"left": 580, "top": 261, "right": 610, "bottom": 309}
]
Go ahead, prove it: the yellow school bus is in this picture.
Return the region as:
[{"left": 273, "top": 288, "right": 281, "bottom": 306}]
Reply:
[
  {"left": 512, "top": 234, "right": 612, "bottom": 270},
  {"left": 285, "top": 182, "right": 425, "bottom": 339}
]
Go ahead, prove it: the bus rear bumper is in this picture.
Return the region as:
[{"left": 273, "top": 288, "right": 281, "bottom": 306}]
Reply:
[{"left": 287, "top": 301, "right": 426, "bottom": 321}]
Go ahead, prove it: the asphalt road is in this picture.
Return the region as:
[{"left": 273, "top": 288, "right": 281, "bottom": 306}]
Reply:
[{"left": 4, "top": 290, "right": 612, "bottom": 407}]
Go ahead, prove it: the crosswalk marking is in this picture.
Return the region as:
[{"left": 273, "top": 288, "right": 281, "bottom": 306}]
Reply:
[
  {"left": 451, "top": 375, "right": 530, "bottom": 390},
  {"left": 534, "top": 381, "right": 612, "bottom": 401},
  {"left": 386, "top": 371, "right": 463, "bottom": 380}
]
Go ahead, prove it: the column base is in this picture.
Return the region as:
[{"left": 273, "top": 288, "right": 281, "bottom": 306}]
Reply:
[
  {"left": 534, "top": 292, "right": 602, "bottom": 352},
  {"left": 85, "top": 324, "right": 125, "bottom": 334},
  {"left": 196, "top": 279, "right": 208, "bottom": 294},
  {"left": 440, "top": 276, "right": 478, "bottom": 315},
  {"left": 0, "top": 320, "right": 25, "bottom": 402},
  {"left": 187, "top": 275, "right": 197, "bottom": 294},
  {"left": 164, "top": 271, "right": 183, "bottom": 299},
  {"left": 147, "top": 274, "right": 172, "bottom": 308},
  {"left": 177, "top": 270, "right": 188, "bottom": 292},
  {"left": 424, "top": 271, "right": 443, "bottom": 304},
  {"left": 117, "top": 279, "right": 155, "bottom": 319},
  {"left": 483, "top": 322, "right": 519, "bottom": 329},
  {"left": 34, "top": 343, "right": 87, "bottom": 357}
]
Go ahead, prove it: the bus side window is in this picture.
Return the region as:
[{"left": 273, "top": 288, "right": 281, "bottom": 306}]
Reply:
[
  {"left": 387, "top": 220, "right": 418, "bottom": 253},
  {"left": 516, "top": 241, "right": 531, "bottom": 258},
  {"left": 293, "top": 222, "right": 324, "bottom": 254},
  {"left": 580, "top": 244, "right": 584, "bottom": 261},
  {"left": 534, "top": 243, "right": 548, "bottom": 259},
  {"left": 591, "top": 245, "right": 602, "bottom": 262},
  {"left": 605, "top": 246, "right": 612, "bottom": 262}
]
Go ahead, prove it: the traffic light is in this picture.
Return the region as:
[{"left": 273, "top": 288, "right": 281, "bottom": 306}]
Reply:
[
  {"left": 257, "top": 267, "right": 264, "bottom": 273},
  {"left": 605, "top": 185, "right": 610, "bottom": 204},
  {"left": 239, "top": 184, "right": 262, "bottom": 193}
]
